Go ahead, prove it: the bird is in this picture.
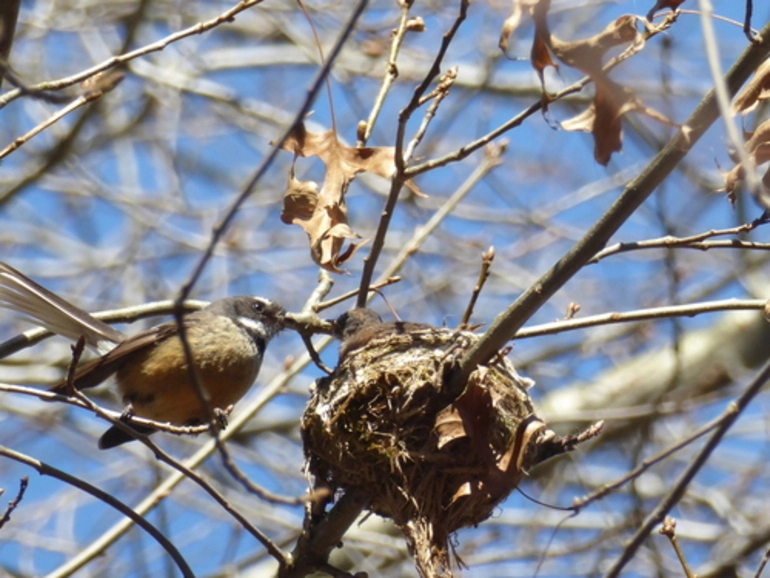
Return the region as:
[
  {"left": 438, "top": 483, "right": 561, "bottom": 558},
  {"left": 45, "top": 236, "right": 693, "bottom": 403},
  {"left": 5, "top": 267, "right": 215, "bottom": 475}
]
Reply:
[
  {"left": 0, "top": 262, "right": 286, "bottom": 449},
  {"left": 333, "top": 308, "right": 436, "bottom": 362}
]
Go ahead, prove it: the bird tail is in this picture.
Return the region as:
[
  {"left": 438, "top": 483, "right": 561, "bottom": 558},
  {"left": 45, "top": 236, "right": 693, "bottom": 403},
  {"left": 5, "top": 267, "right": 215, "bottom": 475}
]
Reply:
[{"left": 0, "top": 262, "right": 124, "bottom": 353}]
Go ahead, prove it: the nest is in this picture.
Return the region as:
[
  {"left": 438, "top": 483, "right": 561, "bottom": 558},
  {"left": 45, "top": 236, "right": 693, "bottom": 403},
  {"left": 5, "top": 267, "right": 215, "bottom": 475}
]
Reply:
[{"left": 302, "top": 322, "right": 601, "bottom": 577}]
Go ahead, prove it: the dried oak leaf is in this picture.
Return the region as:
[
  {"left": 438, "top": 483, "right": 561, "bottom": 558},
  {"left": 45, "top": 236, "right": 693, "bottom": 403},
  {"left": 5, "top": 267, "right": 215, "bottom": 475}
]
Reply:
[
  {"left": 530, "top": 6, "right": 674, "bottom": 165},
  {"left": 277, "top": 123, "right": 406, "bottom": 272},
  {"left": 723, "top": 119, "right": 770, "bottom": 205},
  {"left": 280, "top": 170, "right": 317, "bottom": 224},
  {"left": 499, "top": 0, "right": 541, "bottom": 52},
  {"left": 435, "top": 379, "right": 494, "bottom": 456},
  {"left": 733, "top": 58, "right": 770, "bottom": 115},
  {"left": 436, "top": 373, "right": 546, "bottom": 504},
  {"left": 646, "top": 0, "right": 686, "bottom": 22},
  {"left": 562, "top": 78, "right": 675, "bottom": 165}
]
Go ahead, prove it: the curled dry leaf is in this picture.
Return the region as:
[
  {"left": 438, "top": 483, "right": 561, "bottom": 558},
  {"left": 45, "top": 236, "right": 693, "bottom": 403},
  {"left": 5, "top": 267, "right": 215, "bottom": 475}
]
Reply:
[
  {"left": 277, "top": 122, "right": 416, "bottom": 272},
  {"left": 733, "top": 58, "right": 770, "bottom": 115},
  {"left": 562, "top": 78, "right": 677, "bottom": 165},
  {"left": 723, "top": 118, "right": 770, "bottom": 207},
  {"left": 502, "top": 0, "right": 676, "bottom": 165},
  {"left": 499, "top": 0, "right": 541, "bottom": 52},
  {"left": 547, "top": 13, "right": 673, "bottom": 165}
]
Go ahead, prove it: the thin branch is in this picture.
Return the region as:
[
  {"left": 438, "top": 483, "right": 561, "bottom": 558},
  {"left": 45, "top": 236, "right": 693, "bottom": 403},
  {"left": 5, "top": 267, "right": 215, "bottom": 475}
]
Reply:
[
  {"left": 0, "top": 476, "right": 27, "bottom": 529},
  {"left": 574, "top": 409, "right": 724, "bottom": 510},
  {"left": 356, "top": 0, "right": 469, "bottom": 308},
  {"left": 358, "top": 0, "right": 415, "bottom": 146},
  {"left": 659, "top": 518, "right": 696, "bottom": 578},
  {"left": 697, "top": 0, "right": 760, "bottom": 196},
  {"left": 459, "top": 246, "right": 495, "bottom": 328},
  {"left": 513, "top": 298, "right": 767, "bottom": 340},
  {"left": 402, "top": 66, "right": 457, "bottom": 163},
  {"left": 175, "top": 0, "right": 369, "bottom": 304},
  {"left": 590, "top": 220, "right": 769, "bottom": 262},
  {"left": 604, "top": 357, "right": 770, "bottom": 577},
  {"left": 0, "top": 72, "right": 123, "bottom": 161},
  {"left": 0, "top": 0, "right": 266, "bottom": 109},
  {"left": 315, "top": 276, "right": 400, "bottom": 311},
  {"left": 0, "top": 446, "right": 195, "bottom": 578},
  {"left": 448, "top": 21, "right": 770, "bottom": 396}
]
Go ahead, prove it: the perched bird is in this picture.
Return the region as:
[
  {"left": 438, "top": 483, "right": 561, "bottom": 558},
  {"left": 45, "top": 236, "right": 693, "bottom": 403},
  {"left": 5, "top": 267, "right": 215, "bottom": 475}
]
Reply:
[{"left": 0, "top": 262, "right": 285, "bottom": 448}]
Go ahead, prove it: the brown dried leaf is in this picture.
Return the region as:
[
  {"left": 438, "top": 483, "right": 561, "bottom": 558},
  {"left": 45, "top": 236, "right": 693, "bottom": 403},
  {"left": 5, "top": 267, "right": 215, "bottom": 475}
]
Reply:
[
  {"left": 499, "top": 0, "right": 541, "bottom": 52},
  {"left": 733, "top": 58, "right": 770, "bottom": 115},
  {"left": 281, "top": 171, "right": 318, "bottom": 224},
  {"left": 562, "top": 79, "right": 675, "bottom": 165},
  {"left": 277, "top": 122, "right": 404, "bottom": 272},
  {"left": 646, "top": 0, "right": 686, "bottom": 21},
  {"left": 530, "top": 0, "right": 558, "bottom": 89},
  {"left": 723, "top": 119, "right": 770, "bottom": 197},
  {"left": 435, "top": 405, "right": 465, "bottom": 450},
  {"left": 548, "top": 15, "right": 644, "bottom": 79},
  {"left": 434, "top": 380, "right": 494, "bottom": 457},
  {"left": 497, "top": 417, "right": 546, "bottom": 474},
  {"left": 521, "top": 3, "right": 669, "bottom": 165}
]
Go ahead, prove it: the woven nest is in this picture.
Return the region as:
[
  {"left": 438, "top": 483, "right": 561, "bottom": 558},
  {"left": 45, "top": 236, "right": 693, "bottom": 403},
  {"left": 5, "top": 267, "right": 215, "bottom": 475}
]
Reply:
[{"left": 302, "top": 320, "right": 601, "bottom": 576}]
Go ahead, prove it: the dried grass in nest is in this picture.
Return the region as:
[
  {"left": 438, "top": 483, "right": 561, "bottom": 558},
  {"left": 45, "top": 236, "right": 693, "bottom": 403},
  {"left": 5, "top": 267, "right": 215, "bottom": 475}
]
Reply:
[{"left": 302, "top": 324, "right": 601, "bottom": 577}]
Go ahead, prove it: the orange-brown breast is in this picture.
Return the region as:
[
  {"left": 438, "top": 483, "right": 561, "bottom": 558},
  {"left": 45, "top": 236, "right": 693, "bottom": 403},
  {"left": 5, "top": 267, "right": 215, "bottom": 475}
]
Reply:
[{"left": 114, "top": 315, "right": 260, "bottom": 425}]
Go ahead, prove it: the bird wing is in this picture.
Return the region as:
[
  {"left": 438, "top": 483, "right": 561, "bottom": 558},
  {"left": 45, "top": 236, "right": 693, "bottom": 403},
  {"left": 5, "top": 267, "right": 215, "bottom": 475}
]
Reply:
[{"left": 50, "top": 323, "right": 178, "bottom": 393}]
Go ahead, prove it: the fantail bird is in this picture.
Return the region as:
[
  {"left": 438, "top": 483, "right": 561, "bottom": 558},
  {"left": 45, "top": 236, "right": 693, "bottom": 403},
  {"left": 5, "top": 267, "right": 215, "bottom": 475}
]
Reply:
[
  {"left": 0, "top": 262, "right": 286, "bottom": 449},
  {"left": 333, "top": 308, "right": 435, "bottom": 362}
]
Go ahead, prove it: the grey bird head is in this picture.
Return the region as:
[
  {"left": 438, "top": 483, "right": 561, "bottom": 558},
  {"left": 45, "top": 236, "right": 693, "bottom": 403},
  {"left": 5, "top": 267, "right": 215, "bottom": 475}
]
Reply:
[{"left": 207, "top": 296, "right": 286, "bottom": 343}]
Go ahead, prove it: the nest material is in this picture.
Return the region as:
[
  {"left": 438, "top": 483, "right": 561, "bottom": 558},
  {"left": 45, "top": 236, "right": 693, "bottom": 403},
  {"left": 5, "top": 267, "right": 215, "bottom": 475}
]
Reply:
[{"left": 302, "top": 324, "right": 601, "bottom": 576}]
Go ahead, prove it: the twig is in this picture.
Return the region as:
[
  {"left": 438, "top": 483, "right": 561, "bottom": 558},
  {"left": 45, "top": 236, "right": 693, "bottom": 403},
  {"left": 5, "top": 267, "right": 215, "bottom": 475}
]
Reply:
[
  {"left": 300, "top": 333, "right": 332, "bottom": 374},
  {"left": 0, "top": 446, "right": 194, "bottom": 578},
  {"left": 0, "top": 383, "right": 214, "bottom": 436},
  {"left": 697, "top": 0, "right": 760, "bottom": 196},
  {"left": 357, "top": 0, "right": 415, "bottom": 146},
  {"left": 513, "top": 298, "right": 767, "bottom": 340},
  {"left": 356, "top": 0, "right": 469, "bottom": 308},
  {"left": 459, "top": 246, "right": 495, "bottom": 329},
  {"left": 672, "top": 10, "right": 758, "bottom": 37},
  {"left": 175, "top": 0, "right": 369, "bottom": 304},
  {"left": 405, "top": 11, "right": 678, "bottom": 179},
  {"left": 448, "top": 21, "right": 770, "bottom": 397},
  {"left": 574, "top": 409, "right": 723, "bottom": 510},
  {"left": 0, "top": 476, "right": 27, "bottom": 529},
  {"left": 315, "top": 276, "right": 400, "bottom": 311},
  {"left": 0, "top": 72, "right": 123, "bottom": 161},
  {"left": 744, "top": 0, "right": 759, "bottom": 42},
  {"left": 603, "top": 357, "right": 770, "bottom": 577},
  {"left": 402, "top": 66, "right": 457, "bottom": 163},
  {"left": 590, "top": 220, "right": 769, "bottom": 262},
  {"left": 660, "top": 517, "right": 696, "bottom": 578},
  {"left": 303, "top": 270, "right": 335, "bottom": 315},
  {"left": 754, "top": 546, "right": 770, "bottom": 578},
  {"left": 214, "top": 436, "right": 314, "bottom": 505},
  {"left": 0, "top": 0, "right": 266, "bottom": 109}
]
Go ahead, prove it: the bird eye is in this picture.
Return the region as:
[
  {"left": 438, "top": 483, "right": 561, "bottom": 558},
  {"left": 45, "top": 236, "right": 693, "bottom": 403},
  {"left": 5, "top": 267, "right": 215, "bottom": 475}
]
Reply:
[{"left": 252, "top": 300, "right": 267, "bottom": 314}]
